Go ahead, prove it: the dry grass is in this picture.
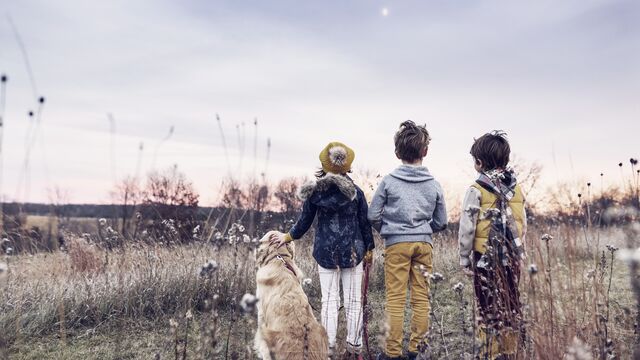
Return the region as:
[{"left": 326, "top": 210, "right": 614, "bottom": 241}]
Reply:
[{"left": 0, "top": 221, "right": 638, "bottom": 359}]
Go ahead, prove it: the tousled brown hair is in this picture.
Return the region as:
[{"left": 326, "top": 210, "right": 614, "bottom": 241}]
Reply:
[
  {"left": 394, "top": 120, "right": 431, "bottom": 162},
  {"left": 470, "top": 130, "right": 510, "bottom": 170}
]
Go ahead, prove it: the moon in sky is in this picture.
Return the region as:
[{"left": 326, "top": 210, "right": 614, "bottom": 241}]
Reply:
[{"left": 381, "top": 7, "right": 389, "bottom": 17}]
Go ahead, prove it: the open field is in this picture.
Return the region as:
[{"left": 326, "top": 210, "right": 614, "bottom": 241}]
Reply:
[{"left": 1, "top": 219, "right": 638, "bottom": 359}]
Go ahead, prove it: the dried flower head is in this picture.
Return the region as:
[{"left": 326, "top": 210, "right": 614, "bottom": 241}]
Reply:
[
  {"left": 98, "top": 218, "right": 107, "bottom": 227},
  {"left": 528, "top": 264, "right": 538, "bottom": 274},
  {"left": 185, "top": 310, "right": 193, "bottom": 320},
  {"left": 453, "top": 282, "right": 464, "bottom": 293},
  {"left": 5, "top": 247, "right": 13, "bottom": 255},
  {"left": 169, "top": 318, "right": 178, "bottom": 328},
  {"left": 302, "top": 278, "right": 312, "bottom": 286},
  {"left": 200, "top": 260, "right": 218, "bottom": 277},
  {"left": 240, "top": 293, "right": 259, "bottom": 314},
  {"left": 464, "top": 205, "right": 481, "bottom": 216},
  {"left": 630, "top": 158, "right": 638, "bottom": 166},
  {"left": 618, "top": 162, "right": 623, "bottom": 167},
  {"left": 541, "top": 234, "right": 553, "bottom": 242},
  {"left": 242, "top": 234, "right": 251, "bottom": 243},
  {"left": 38, "top": 96, "right": 45, "bottom": 104},
  {"left": 430, "top": 272, "right": 444, "bottom": 283},
  {"left": 482, "top": 208, "right": 501, "bottom": 220},
  {"left": 605, "top": 244, "right": 618, "bottom": 253},
  {"left": 0, "top": 74, "right": 7, "bottom": 83}
]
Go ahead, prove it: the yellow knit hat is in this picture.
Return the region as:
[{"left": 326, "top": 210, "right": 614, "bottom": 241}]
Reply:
[{"left": 319, "top": 142, "right": 355, "bottom": 174}]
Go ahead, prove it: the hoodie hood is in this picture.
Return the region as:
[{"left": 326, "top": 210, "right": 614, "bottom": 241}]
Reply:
[
  {"left": 389, "top": 165, "right": 434, "bottom": 183},
  {"left": 298, "top": 173, "right": 357, "bottom": 209}
]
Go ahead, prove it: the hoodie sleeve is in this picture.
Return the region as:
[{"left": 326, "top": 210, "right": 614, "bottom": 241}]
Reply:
[
  {"left": 357, "top": 188, "right": 375, "bottom": 251},
  {"left": 430, "top": 181, "right": 448, "bottom": 233},
  {"left": 367, "top": 177, "right": 387, "bottom": 232},
  {"left": 458, "top": 186, "right": 481, "bottom": 267},
  {"left": 289, "top": 198, "right": 318, "bottom": 240}
]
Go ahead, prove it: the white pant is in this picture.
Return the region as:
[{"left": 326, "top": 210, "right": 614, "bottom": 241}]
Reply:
[{"left": 318, "top": 262, "right": 364, "bottom": 350}]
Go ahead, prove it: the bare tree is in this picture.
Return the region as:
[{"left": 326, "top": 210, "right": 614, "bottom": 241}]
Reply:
[
  {"left": 274, "top": 177, "right": 303, "bottom": 219},
  {"left": 110, "top": 176, "right": 141, "bottom": 236},
  {"left": 142, "top": 165, "right": 200, "bottom": 242},
  {"left": 220, "top": 178, "right": 247, "bottom": 209}
]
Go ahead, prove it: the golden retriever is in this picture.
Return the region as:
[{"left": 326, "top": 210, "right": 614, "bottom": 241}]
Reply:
[{"left": 254, "top": 231, "right": 329, "bottom": 360}]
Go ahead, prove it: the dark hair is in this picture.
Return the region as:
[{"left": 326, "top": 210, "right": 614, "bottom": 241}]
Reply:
[
  {"left": 470, "top": 130, "right": 510, "bottom": 170},
  {"left": 394, "top": 120, "right": 431, "bottom": 162}
]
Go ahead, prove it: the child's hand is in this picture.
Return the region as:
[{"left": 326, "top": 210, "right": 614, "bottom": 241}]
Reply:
[
  {"left": 269, "top": 232, "right": 292, "bottom": 248},
  {"left": 461, "top": 266, "right": 474, "bottom": 278},
  {"left": 363, "top": 251, "right": 373, "bottom": 265}
]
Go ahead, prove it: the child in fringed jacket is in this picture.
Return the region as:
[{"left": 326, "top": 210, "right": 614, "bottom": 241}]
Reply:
[
  {"left": 458, "top": 131, "right": 527, "bottom": 359},
  {"left": 273, "top": 142, "right": 375, "bottom": 360}
]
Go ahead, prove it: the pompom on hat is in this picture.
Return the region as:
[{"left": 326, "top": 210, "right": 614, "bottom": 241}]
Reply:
[{"left": 319, "top": 142, "right": 355, "bottom": 174}]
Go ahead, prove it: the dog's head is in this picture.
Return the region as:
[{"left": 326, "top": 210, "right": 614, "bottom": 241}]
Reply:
[{"left": 256, "top": 231, "right": 296, "bottom": 268}]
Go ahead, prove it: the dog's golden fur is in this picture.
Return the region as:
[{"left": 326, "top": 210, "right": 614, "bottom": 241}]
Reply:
[{"left": 254, "top": 231, "right": 329, "bottom": 360}]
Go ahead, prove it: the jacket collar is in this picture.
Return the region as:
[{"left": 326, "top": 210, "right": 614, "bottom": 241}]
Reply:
[{"left": 298, "top": 173, "right": 356, "bottom": 201}]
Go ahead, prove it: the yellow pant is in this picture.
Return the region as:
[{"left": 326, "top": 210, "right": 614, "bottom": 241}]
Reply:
[{"left": 384, "top": 242, "right": 433, "bottom": 357}]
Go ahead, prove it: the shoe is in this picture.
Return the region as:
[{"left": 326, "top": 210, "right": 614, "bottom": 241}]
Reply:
[{"left": 376, "top": 353, "right": 405, "bottom": 360}]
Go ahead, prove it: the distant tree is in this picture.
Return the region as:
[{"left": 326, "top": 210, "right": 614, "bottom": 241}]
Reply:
[
  {"left": 141, "top": 165, "right": 199, "bottom": 242},
  {"left": 274, "top": 177, "right": 303, "bottom": 219},
  {"left": 109, "top": 176, "right": 141, "bottom": 236},
  {"left": 220, "top": 178, "right": 247, "bottom": 209}
]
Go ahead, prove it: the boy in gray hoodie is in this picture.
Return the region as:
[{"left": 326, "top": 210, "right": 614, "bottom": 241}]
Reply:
[{"left": 368, "top": 121, "right": 447, "bottom": 360}]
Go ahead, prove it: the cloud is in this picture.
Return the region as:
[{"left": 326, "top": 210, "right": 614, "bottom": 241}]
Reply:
[{"left": 0, "top": 0, "right": 637, "bottom": 204}]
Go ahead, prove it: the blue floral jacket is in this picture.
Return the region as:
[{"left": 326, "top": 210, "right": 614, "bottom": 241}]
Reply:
[{"left": 288, "top": 173, "right": 375, "bottom": 269}]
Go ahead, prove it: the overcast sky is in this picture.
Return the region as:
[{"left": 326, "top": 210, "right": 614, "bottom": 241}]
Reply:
[{"left": 0, "top": 0, "right": 638, "bottom": 205}]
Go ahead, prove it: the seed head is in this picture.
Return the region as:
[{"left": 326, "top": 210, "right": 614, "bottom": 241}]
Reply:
[
  {"left": 38, "top": 96, "right": 45, "bottom": 104},
  {"left": 630, "top": 158, "right": 638, "bottom": 166},
  {"left": 606, "top": 244, "right": 618, "bottom": 253},
  {"left": 0, "top": 74, "right": 6, "bottom": 83},
  {"left": 430, "top": 272, "right": 444, "bottom": 283},
  {"left": 185, "top": 310, "right": 193, "bottom": 320},
  {"left": 200, "top": 260, "right": 218, "bottom": 277},
  {"left": 302, "top": 278, "right": 312, "bottom": 286},
  {"left": 239, "top": 293, "right": 259, "bottom": 314},
  {"left": 98, "top": 218, "right": 107, "bottom": 227},
  {"left": 28, "top": 111, "right": 34, "bottom": 117},
  {"left": 541, "top": 234, "right": 553, "bottom": 242},
  {"left": 464, "top": 205, "right": 481, "bottom": 216},
  {"left": 618, "top": 162, "right": 623, "bottom": 167},
  {"left": 453, "top": 282, "right": 464, "bottom": 293},
  {"left": 528, "top": 264, "right": 538, "bottom": 274}
]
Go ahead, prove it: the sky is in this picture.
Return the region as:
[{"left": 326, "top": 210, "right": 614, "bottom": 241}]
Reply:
[{"left": 0, "top": 0, "right": 638, "bottom": 206}]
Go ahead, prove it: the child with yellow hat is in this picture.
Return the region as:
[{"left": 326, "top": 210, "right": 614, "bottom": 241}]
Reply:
[{"left": 273, "top": 142, "right": 375, "bottom": 359}]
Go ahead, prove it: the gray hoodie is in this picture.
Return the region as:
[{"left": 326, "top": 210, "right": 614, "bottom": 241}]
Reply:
[{"left": 368, "top": 165, "right": 447, "bottom": 247}]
